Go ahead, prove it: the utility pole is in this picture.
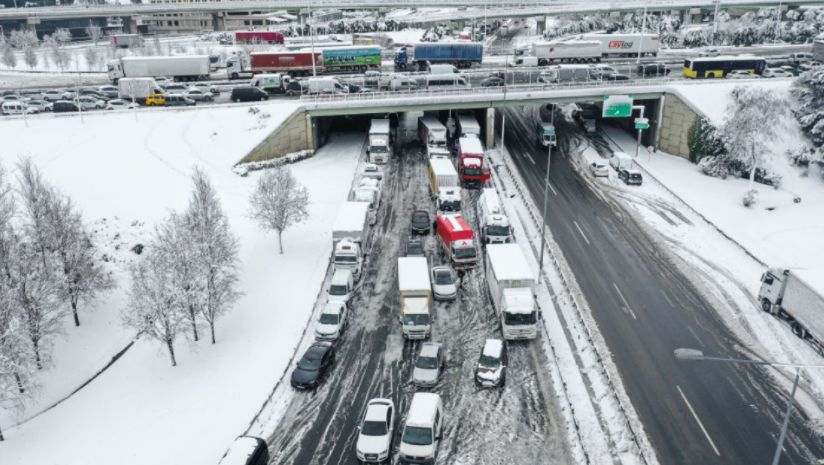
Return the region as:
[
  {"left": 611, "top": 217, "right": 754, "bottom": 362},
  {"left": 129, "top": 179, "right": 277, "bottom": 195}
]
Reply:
[
  {"left": 712, "top": 0, "right": 721, "bottom": 46},
  {"left": 538, "top": 105, "right": 554, "bottom": 277},
  {"left": 636, "top": 4, "right": 647, "bottom": 64},
  {"left": 309, "top": 1, "right": 316, "bottom": 77},
  {"left": 500, "top": 112, "right": 506, "bottom": 155}
]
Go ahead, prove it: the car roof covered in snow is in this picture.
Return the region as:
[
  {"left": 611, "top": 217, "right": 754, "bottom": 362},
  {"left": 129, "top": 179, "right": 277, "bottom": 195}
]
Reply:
[
  {"left": 398, "top": 257, "right": 430, "bottom": 291},
  {"left": 486, "top": 244, "right": 532, "bottom": 281},
  {"left": 364, "top": 398, "right": 393, "bottom": 422},
  {"left": 322, "top": 300, "right": 345, "bottom": 314},
  {"left": 482, "top": 339, "right": 503, "bottom": 357},
  {"left": 332, "top": 201, "right": 370, "bottom": 232},
  {"left": 219, "top": 436, "right": 262, "bottom": 465},
  {"left": 419, "top": 342, "right": 441, "bottom": 358},
  {"left": 331, "top": 268, "right": 352, "bottom": 285},
  {"left": 407, "top": 393, "right": 441, "bottom": 426}
]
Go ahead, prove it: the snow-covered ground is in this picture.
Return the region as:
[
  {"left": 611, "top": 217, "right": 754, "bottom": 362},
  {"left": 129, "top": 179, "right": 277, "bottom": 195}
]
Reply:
[
  {"left": 0, "top": 102, "right": 364, "bottom": 465},
  {"left": 669, "top": 79, "right": 794, "bottom": 125}
]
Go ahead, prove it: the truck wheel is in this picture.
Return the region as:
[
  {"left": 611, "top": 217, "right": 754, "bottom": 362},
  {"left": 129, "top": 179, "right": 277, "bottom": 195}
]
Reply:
[
  {"left": 792, "top": 322, "right": 809, "bottom": 339},
  {"left": 761, "top": 299, "right": 772, "bottom": 313},
  {"left": 231, "top": 73, "right": 239, "bottom": 80}
]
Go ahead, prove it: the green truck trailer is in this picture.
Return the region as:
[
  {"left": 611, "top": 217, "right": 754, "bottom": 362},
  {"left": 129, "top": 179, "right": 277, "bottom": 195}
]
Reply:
[{"left": 321, "top": 46, "right": 382, "bottom": 72}]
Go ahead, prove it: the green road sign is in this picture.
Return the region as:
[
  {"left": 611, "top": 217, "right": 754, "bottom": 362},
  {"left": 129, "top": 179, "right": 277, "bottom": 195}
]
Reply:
[
  {"left": 603, "top": 95, "right": 634, "bottom": 118},
  {"left": 634, "top": 117, "right": 650, "bottom": 130}
]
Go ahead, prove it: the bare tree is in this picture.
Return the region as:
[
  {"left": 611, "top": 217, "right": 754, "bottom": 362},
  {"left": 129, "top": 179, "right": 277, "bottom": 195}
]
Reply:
[
  {"left": 154, "top": 212, "right": 202, "bottom": 342},
  {"left": 23, "top": 46, "right": 38, "bottom": 70},
  {"left": 44, "top": 35, "right": 69, "bottom": 72},
  {"left": 184, "top": 168, "right": 240, "bottom": 344},
  {"left": 53, "top": 28, "right": 72, "bottom": 46},
  {"left": 249, "top": 166, "right": 310, "bottom": 254},
  {"left": 123, "top": 230, "right": 185, "bottom": 367},
  {"left": 1, "top": 43, "right": 16, "bottom": 70},
  {"left": 84, "top": 46, "right": 99, "bottom": 71},
  {"left": 85, "top": 24, "right": 102, "bottom": 45}
]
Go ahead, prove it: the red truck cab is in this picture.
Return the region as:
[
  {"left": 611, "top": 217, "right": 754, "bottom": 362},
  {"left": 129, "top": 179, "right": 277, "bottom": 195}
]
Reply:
[
  {"left": 458, "top": 136, "right": 490, "bottom": 187},
  {"left": 436, "top": 214, "right": 478, "bottom": 269}
]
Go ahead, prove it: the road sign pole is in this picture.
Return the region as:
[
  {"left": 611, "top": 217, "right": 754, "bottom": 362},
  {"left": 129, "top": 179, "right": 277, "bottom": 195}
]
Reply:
[
  {"left": 633, "top": 105, "right": 646, "bottom": 158},
  {"left": 538, "top": 105, "right": 554, "bottom": 279}
]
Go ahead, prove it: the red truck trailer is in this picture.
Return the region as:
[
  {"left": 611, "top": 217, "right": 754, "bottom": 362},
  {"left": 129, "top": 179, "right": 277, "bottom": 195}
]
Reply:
[
  {"left": 235, "top": 31, "right": 285, "bottom": 44},
  {"left": 248, "top": 51, "right": 322, "bottom": 75},
  {"left": 436, "top": 214, "right": 478, "bottom": 269},
  {"left": 458, "top": 136, "right": 490, "bottom": 187}
]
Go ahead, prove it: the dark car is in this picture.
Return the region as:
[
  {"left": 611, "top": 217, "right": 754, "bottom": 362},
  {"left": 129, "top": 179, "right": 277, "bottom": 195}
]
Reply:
[
  {"left": 291, "top": 341, "right": 335, "bottom": 390},
  {"left": 219, "top": 436, "right": 269, "bottom": 465},
  {"left": 285, "top": 80, "right": 304, "bottom": 97},
  {"left": 406, "top": 237, "right": 425, "bottom": 257},
  {"left": 231, "top": 86, "right": 270, "bottom": 102},
  {"left": 52, "top": 100, "right": 79, "bottom": 113},
  {"left": 604, "top": 72, "right": 630, "bottom": 81},
  {"left": 618, "top": 168, "right": 643, "bottom": 186},
  {"left": 636, "top": 63, "right": 670, "bottom": 77},
  {"left": 480, "top": 76, "right": 505, "bottom": 87},
  {"left": 164, "top": 94, "right": 196, "bottom": 107},
  {"left": 410, "top": 209, "right": 431, "bottom": 235}
]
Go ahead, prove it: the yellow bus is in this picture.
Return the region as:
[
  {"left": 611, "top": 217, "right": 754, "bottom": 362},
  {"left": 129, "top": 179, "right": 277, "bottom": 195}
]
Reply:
[{"left": 683, "top": 56, "right": 767, "bottom": 78}]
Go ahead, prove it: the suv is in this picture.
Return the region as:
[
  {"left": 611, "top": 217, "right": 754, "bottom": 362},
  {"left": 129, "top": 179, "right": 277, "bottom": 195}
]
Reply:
[
  {"left": 327, "top": 268, "right": 354, "bottom": 304},
  {"left": 290, "top": 341, "right": 335, "bottom": 390},
  {"left": 618, "top": 168, "right": 643, "bottom": 186},
  {"left": 475, "top": 338, "right": 507, "bottom": 388},
  {"left": 406, "top": 237, "right": 425, "bottom": 258},
  {"left": 285, "top": 80, "right": 304, "bottom": 96},
  {"left": 231, "top": 86, "right": 269, "bottom": 102},
  {"left": 356, "top": 398, "right": 395, "bottom": 463},
  {"left": 314, "top": 300, "right": 347, "bottom": 341},
  {"left": 52, "top": 100, "right": 79, "bottom": 112},
  {"left": 399, "top": 393, "right": 443, "bottom": 465},
  {"left": 637, "top": 63, "right": 670, "bottom": 77},
  {"left": 412, "top": 342, "right": 445, "bottom": 388},
  {"left": 410, "top": 209, "right": 431, "bottom": 235}
]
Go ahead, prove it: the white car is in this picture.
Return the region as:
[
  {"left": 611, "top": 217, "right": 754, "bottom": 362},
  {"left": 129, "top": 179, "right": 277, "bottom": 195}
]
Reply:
[
  {"left": 106, "top": 99, "right": 139, "bottom": 110},
  {"left": 589, "top": 161, "right": 609, "bottom": 177},
  {"left": 314, "top": 300, "right": 347, "bottom": 341},
  {"left": 76, "top": 96, "right": 105, "bottom": 110},
  {"left": 763, "top": 68, "right": 793, "bottom": 78},
  {"left": 411, "top": 342, "right": 444, "bottom": 388},
  {"left": 154, "top": 76, "right": 171, "bottom": 87},
  {"left": 356, "top": 398, "right": 395, "bottom": 463},
  {"left": 191, "top": 82, "right": 220, "bottom": 95},
  {"left": 42, "top": 89, "right": 71, "bottom": 102},
  {"left": 699, "top": 47, "right": 721, "bottom": 57},
  {"left": 97, "top": 85, "right": 120, "bottom": 99},
  {"left": 25, "top": 100, "right": 52, "bottom": 112},
  {"left": 726, "top": 70, "right": 754, "bottom": 79},
  {"left": 430, "top": 265, "right": 457, "bottom": 301},
  {"left": 184, "top": 88, "right": 215, "bottom": 102}
]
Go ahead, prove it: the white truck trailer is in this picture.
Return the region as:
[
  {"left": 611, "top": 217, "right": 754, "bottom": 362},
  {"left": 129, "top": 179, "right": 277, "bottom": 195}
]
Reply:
[
  {"left": 332, "top": 201, "right": 370, "bottom": 247},
  {"left": 418, "top": 116, "right": 450, "bottom": 158},
  {"left": 368, "top": 119, "right": 391, "bottom": 164},
  {"left": 107, "top": 55, "right": 211, "bottom": 83},
  {"left": 478, "top": 188, "right": 513, "bottom": 244},
  {"left": 398, "top": 257, "right": 432, "bottom": 340},
  {"left": 512, "top": 40, "right": 602, "bottom": 66},
  {"left": 117, "top": 77, "right": 162, "bottom": 101},
  {"left": 428, "top": 157, "right": 461, "bottom": 213},
  {"left": 759, "top": 268, "right": 824, "bottom": 352},
  {"left": 456, "top": 114, "right": 481, "bottom": 138},
  {"left": 486, "top": 244, "right": 539, "bottom": 340},
  {"left": 581, "top": 32, "right": 660, "bottom": 57}
]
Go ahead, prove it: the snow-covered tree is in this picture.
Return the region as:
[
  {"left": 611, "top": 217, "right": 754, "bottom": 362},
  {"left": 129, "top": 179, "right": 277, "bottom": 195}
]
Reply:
[
  {"left": 1, "top": 43, "right": 16, "bottom": 70},
  {"left": 23, "top": 46, "right": 37, "bottom": 70},
  {"left": 52, "top": 28, "right": 72, "bottom": 46},
  {"left": 793, "top": 67, "right": 824, "bottom": 152},
  {"left": 183, "top": 168, "right": 240, "bottom": 344},
  {"left": 17, "top": 159, "right": 55, "bottom": 270},
  {"left": 719, "top": 86, "right": 790, "bottom": 197},
  {"left": 249, "top": 166, "right": 309, "bottom": 254},
  {"left": 85, "top": 24, "right": 102, "bottom": 45},
  {"left": 688, "top": 116, "right": 726, "bottom": 164},
  {"left": 84, "top": 46, "right": 99, "bottom": 70}
]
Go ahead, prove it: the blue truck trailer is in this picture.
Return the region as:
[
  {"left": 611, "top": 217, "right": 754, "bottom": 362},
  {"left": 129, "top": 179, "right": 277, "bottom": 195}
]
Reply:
[{"left": 395, "top": 43, "right": 483, "bottom": 70}]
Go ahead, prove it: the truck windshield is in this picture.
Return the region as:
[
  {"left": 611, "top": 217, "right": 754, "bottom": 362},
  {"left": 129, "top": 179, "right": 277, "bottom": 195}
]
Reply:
[
  {"left": 464, "top": 167, "right": 482, "bottom": 176},
  {"left": 504, "top": 312, "right": 537, "bottom": 326},
  {"left": 403, "top": 314, "right": 431, "bottom": 326},
  {"left": 335, "top": 255, "right": 357, "bottom": 264},
  {"left": 403, "top": 426, "right": 433, "bottom": 446},
  {"left": 329, "top": 285, "right": 348, "bottom": 296},
  {"left": 454, "top": 246, "right": 477, "bottom": 260},
  {"left": 487, "top": 225, "right": 510, "bottom": 237},
  {"left": 370, "top": 145, "right": 387, "bottom": 153},
  {"left": 319, "top": 313, "right": 339, "bottom": 325},
  {"left": 431, "top": 137, "right": 446, "bottom": 147},
  {"left": 440, "top": 201, "right": 461, "bottom": 212},
  {"left": 479, "top": 354, "right": 500, "bottom": 369}
]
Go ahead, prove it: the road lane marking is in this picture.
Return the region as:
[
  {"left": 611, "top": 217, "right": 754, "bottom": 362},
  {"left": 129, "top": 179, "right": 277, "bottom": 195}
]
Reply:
[
  {"left": 525, "top": 153, "right": 536, "bottom": 165},
  {"left": 572, "top": 220, "right": 590, "bottom": 245},
  {"left": 548, "top": 182, "right": 558, "bottom": 196},
  {"left": 612, "top": 282, "right": 637, "bottom": 320},
  {"left": 677, "top": 385, "right": 722, "bottom": 457},
  {"left": 660, "top": 289, "right": 675, "bottom": 308},
  {"left": 687, "top": 325, "right": 705, "bottom": 348}
]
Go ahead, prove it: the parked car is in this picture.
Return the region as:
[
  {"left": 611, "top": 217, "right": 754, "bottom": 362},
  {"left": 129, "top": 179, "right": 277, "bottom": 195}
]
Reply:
[
  {"left": 636, "top": 63, "right": 670, "bottom": 77},
  {"left": 184, "top": 88, "right": 214, "bottom": 102},
  {"left": 355, "top": 398, "right": 395, "bottom": 463},
  {"left": 779, "top": 65, "right": 799, "bottom": 76},
  {"left": 26, "top": 100, "right": 52, "bottom": 112},
  {"left": 763, "top": 68, "right": 793, "bottom": 78},
  {"left": 106, "top": 99, "right": 139, "bottom": 110},
  {"left": 618, "top": 168, "right": 643, "bottom": 186},
  {"left": 789, "top": 52, "right": 813, "bottom": 64},
  {"left": 412, "top": 342, "right": 445, "bottom": 388},
  {"left": 52, "top": 100, "right": 79, "bottom": 113},
  {"left": 1, "top": 101, "right": 29, "bottom": 115},
  {"left": 406, "top": 237, "right": 425, "bottom": 258},
  {"left": 480, "top": 76, "right": 505, "bottom": 87},
  {"left": 699, "top": 47, "right": 721, "bottom": 57},
  {"left": 78, "top": 89, "right": 108, "bottom": 101},
  {"left": 589, "top": 64, "right": 617, "bottom": 79},
  {"left": 327, "top": 268, "right": 354, "bottom": 305},
  {"left": 43, "top": 89, "right": 71, "bottom": 102},
  {"left": 97, "top": 85, "right": 120, "bottom": 99},
  {"left": 163, "top": 83, "right": 188, "bottom": 93},
  {"left": 726, "top": 69, "right": 754, "bottom": 79},
  {"left": 76, "top": 96, "right": 106, "bottom": 110},
  {"left": 285, "top": 80, "right": 304, "bottom": 97},
  {"left": 1, "top": 89, "right": 17, "bottom": 97},
  {"left": 290, "top": 341, "right": 335, "bottom": 390},
  {"left": 475, "top": 338, "right": 507, "bottom": 388},
  {"left": 164, "top": 94, "right": 196, "bottom": 106},
  {"left": 218, "top": 436, "right": 269, "bottom": 465},
  {"left": 231, "top": 86, "right": 269, "bottom": 102},
  {"left": 410, "top": 209, "right": 431, "bottom": 235},
  {"left": 314, "top": 300, "right": 347, "bottom": 341},
  {"left": 589, "top": 161, "right": 609, "bottom": 177},
  {"left": 430, "top": 265, "right": 457, "bottom": 301}
]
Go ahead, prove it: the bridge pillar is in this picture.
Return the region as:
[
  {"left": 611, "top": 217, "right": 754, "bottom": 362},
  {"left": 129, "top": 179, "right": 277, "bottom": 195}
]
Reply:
[
  {"left": 486, "top": 107, "right": 495, "bottom": 150},
  {"left": 121, "top": 16, "right": 137, "bottom": 34},
  {"left": 306, "top": 113, "right": 316, "bottom": 151},
  {"left": 212, "top": 12, "right": 225, "bottom": 32},
  {"left": 535, "top": 17, "right": 545, "bottom": 35}
]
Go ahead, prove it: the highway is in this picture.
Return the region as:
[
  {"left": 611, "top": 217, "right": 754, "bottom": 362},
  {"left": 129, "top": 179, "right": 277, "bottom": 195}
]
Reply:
[{"left": 500, "top": 106, "right": 824, "bottom": 465}]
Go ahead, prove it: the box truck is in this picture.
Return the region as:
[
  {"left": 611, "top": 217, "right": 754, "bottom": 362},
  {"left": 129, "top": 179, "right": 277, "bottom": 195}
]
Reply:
[
  {"left": 581, "top": 33, "right": 660, "bottom": 57},
  {"left": 537, "top": 122, "right": 556, "bottom": 148},
  {"left": 235, "top": 31, "right": 284, "bottom": 44},
  {"left": 759, "top": 268, "right": 824, "bottom": 352},
  {"left": 117, "top": 77, "right": 163, "bottom": 102},
  {"left": 429, "top": 157, "right": 461, "bottom": 213},
  {"left": 456, "top": 114, "right": 481, "bottom": 138},
  {"left": 111, "top": 34, "right": 143, "bottom": 49},
  {"left": 107, "top": 55, "right": 211, "bottom": 83},
  {"left": 478, "top": 188, "right": 513, "bottom": 244},
  {"left": 486, "top": 244, "right": 539, "bottom": 340},
  {"left": 458, "top": 136, "right": 490, "bottom": 187},
  {"left": 398, "top": 257, "right": 432, "bottom": 339},
  {"left": 436, "top": 214, "right": 478, "bottom": 270},
  {"left": 332, "top": 201, "right": 370, "bottom": 247},
  {"left": 418, "top": 116, "right": 450, "bottom": 158},
  {"left": 368, "top": 119, "right": 391, "bottom": 164}
]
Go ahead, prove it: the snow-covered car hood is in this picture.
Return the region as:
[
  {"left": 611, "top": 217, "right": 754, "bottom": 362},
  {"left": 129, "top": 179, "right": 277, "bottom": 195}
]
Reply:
[
  {"left": 476, "top": 366, "right": 502, "bottom": 382},
  {"left": 432, "top": 283, "right": 456, "bottom": 297},
  {"left": 356, "top": 432, "right": 391, "bottom": 456},
  {"left": 400, "top": 441, "right": 436, "bottom": 459},
  {"left": 315, "top": 323, "right": 340, "bottom": 337},
  {"left": 412, "top": 367, "right": 439, "bottom": 386}
]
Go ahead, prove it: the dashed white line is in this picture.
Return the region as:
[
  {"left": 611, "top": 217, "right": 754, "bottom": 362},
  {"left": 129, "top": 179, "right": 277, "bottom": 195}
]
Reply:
[
  {"left": 547, "top": 182, "right": 558, "bottom": 196},
  {"left": 612, "top": 282, "right": 637, "bottom": 320},
  {"left": 687, "top": 325, "right": 706, "bottom": 348},
  {"left": 677, "top": 385, "right": 722, "bottom": 457},
  {"left": 572, "top": 220, "right": 591, "bottom": 245},
  {"left": 660, "top": 289, "right": 675, "bottom": 308},
  {"left": 525, "top": 153, "right": 536, "bottom": 165}
]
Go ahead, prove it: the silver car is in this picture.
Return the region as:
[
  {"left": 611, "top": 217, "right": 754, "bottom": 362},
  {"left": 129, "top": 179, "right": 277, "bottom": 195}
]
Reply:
[
  {"left": 76, "top": 96, "right": 105, "bottom": 110},
  {"left": 411, "top": 342, "right": 444, "bottom": 387},
  {"left": 184, "top": 88, "right": 214, "bottom": 102},
  {"left": 430, "top": 266, "right": 457, "bottom": 301}
]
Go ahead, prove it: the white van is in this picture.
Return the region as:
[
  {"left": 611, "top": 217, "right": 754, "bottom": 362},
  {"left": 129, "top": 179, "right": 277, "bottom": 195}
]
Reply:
[
  {"left": 609, "top": 151, "right": 633, "bottom": 171},
  {"left": 428, "top": 64, "right": 459, "bottom": 75},
  {"left": 1, "top": 101, "right": 29, "bottom": 115},
  {"left": 327, "top": 268, "right": 354, "bottom": 304},
  {"left": 399, "top": 393, "right": 444, "bottom": 464},
  {"left": 425, "top": 74, "right": 470, "bottom": 90},
  {"left": 306, "top": 77, "right": 349, "bottom": 95}
]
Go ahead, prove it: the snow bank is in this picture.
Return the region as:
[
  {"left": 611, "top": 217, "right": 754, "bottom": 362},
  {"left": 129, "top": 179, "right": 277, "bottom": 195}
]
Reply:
[
  {"left": 0, "top": 102, "right": 362, "bottom": 465},
  {"left": 669, "top": 79, "right": 794, "bottom": 125}
]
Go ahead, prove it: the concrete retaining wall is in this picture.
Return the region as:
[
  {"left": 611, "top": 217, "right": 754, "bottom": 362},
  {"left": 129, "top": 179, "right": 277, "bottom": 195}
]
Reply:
[
  {"left": 238, "top": 108, "right": 313, "bottom": 164},
  {"left": 657, "top": 92, "right": 699, "bottom": 159}
]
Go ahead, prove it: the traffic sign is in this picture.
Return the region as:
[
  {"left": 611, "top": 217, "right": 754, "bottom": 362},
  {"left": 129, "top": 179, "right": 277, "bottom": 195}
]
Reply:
[
  {"left": 634, "top": 117, "right": 650, "bottom": 130},
  {"left": 603, "top": 95, "right": 634, "bottom": 118}
]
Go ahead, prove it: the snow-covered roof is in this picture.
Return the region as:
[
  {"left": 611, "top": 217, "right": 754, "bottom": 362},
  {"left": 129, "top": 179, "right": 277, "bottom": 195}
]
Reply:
[
  {"left": 420, "top": 115, "right": 446, "bottom": 132},
  {"left": 407, "top": 393, "right": 441, "bottom": 426},
  {"left": 332, "top": 201, "right": 369, "bottom": 232},
  {"left": 482, "top": 339, "right": 503, "bottom": 357},
  {"left": 459, "top": 136, "right": 483, "bottom": 154},
  {"left": 439, "top": 188, "right": 461, "bottom": 202},
  {"left": 463, "top": 158, "right": 482, "bottom": 167},
  {"left": 502, "top": 288, "right": 535, "bottom": 313},
  {"left": 430, "top": 157, "right": 458, "bottom": 177},
  {"left": 487, "top": 244, "right": 533, "bottom": 281},
  {"left": 219, "top": 437, "right": 261, "bottom": 465},
  {"left": 404, "top": 296, "right": 430, "bottom": 314},
  {"left": 398, "top": 257, "right": 430, "bottom": 291},
  {"left": 369, "top": 119, "right": 390, "bottom": 134},
  {"left": 365, "top": 399, "right": 392, "bottom": 422},
  {"left": 686, "top": 54, "right": 760, "bottom": 63},
  {"left": 331, "top": 268, "right": 352, "bottom": 285}
]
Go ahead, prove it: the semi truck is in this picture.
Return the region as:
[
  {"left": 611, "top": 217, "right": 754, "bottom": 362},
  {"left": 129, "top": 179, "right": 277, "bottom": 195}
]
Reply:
[
  {"left": 111, "top": 33, "right": 143, "bottom": 49},
  {"left": 227, "top": 51, "right": 322, "bottom": 79},
  {"left": 332, "top": 201, "right": 370, "bottom": 247},
  {"left": 458, "top": 136, "right": 490, "bottom": 187},
  {"left": 418, "top": 116, "right": 450, "bottom": 158},
  {"left": 398, "top": 257, "right": 432, "bottom": 340},
  {"left": 580, "top": 33, "right": 660, "bottom": 57},
  {"left": 428, "top": 157, "right": 461, "bottom": 213},
  {"left": 395, "top": 43, "right": 483, "bottom": 70},
  {"left": 511, "top": 40, "right": 601, "bottom": 67},
  {"left": 321, "top": 46, "right": 382, "bottom": 72},
  {"left": 759, "top": 268, "right": 824, "bottom": 351},
  {"left": 478, "top": 188, "right": 513, "bottom": 244},
  {"left": 117, "top": 77, "right": 163, "bottom": 102},
  {"left": 436, "top": 214, "right": 478, "bottom": 270},
  {"left": 537, "top": 122, "right": 557, "bottom": 148},
  {"left": 235, "top": 31, "right": 284, "bottom": 44},
  {"left": 107, "top": 55, "right": 211, "bottom": 83},
  {"left": 368, "top": 119, "right": 391, "bottom": 164},
  {"left": 486, "top": 243, "right": 539, "bottom": 340}
]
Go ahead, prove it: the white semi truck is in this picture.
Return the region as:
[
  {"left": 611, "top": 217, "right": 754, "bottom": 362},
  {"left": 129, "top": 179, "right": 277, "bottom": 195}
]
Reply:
[
  {"left": 332, "top": 201, "right": 370, "bottom": 279},
  {"left": 107, "top": 55, "right": 211, "bottom": 83},
  {"left": 759, "top": 268, "right": 824, "bottom": 352},
  {"left": 428, "top": 157, "right": 461, "bottom": 213},
  {"left": 511, "top": 40, "right": 602, "bottom": 66},
  {"left": 478, "top": 188, "right": 513, "bottom": 244},
  {"left": 398, "top": 257, "right": 432, "bottom": 340},
  {"left": 486, "top": 244, "right": 539, "bottom": 340},
  {"left": 580, "top": 32, "right": 660, "bottom": 57},
  {"left": 418, "top": 116, "right": 450, "bottom": 158},
  {"left": 368, "top": 119, "right": 391, "bottom": 164}
]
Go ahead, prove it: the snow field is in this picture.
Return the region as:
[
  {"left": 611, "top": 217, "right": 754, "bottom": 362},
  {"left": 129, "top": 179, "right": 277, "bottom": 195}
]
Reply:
[{"left": 0, "top": 102, "right": 362, "bottom": 465}]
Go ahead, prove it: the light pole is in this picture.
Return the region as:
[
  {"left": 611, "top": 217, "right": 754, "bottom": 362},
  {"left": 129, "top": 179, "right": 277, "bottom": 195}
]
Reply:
[
  {"left": 636, "top": 4, "right": 647, "bottom": 65},
  {"left": 538, "top": 104, "right": 554, "bottom": 277},
  {"left": 308, "top": 2, "right": 316, "bottom": 77},
  {"left": 674, "top": 348, "right": 824, "bottom": 465},
  {"left": 712, "top": 0, "right": 721, "bottom": 46},
  {"left": 775, "top": 1, "right": 783, "bottom": 41}
]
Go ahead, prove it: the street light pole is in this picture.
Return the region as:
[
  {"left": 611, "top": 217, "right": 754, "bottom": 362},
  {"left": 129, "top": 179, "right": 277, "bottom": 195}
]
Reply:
[
  {"left": 538, "top": 105, "right": 554, "bottom": 277},
  {"left": 309, "top": 1, "right": 316, "bottom": 77},
  {"left": 712, "top": 0, "right": 721, "bottom": 46},
  {"left": 772, "top": 368, "right": 800, "bottom": 465},
  {"left": 636, "top": 4, "right": 647, "bottom": 65}
]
